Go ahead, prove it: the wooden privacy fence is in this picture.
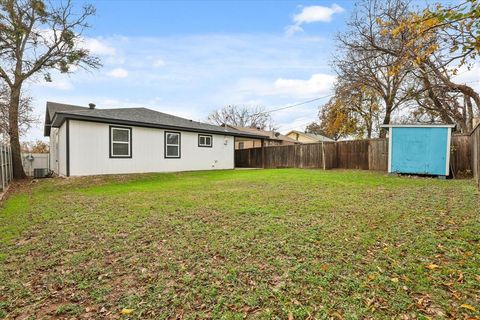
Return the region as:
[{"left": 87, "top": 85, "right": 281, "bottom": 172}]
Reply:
[
  {"left": 235, "top": 139, "right": 388, "bottom": 171},
  {"left": 0, "top": 144, "right": 13, "bottom": 193},
  {"left": 21, "top": 153, "right": 50, "bottom": 177},
  {"left": 235, "top": 135, "right": 472, "bottom": 177},
  {"left": 471, "top": 124, "right": 480, "bottom": 187}
]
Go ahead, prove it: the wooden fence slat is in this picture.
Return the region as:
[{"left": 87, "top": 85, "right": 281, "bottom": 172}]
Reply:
[
  {"left": 470, "top": 124, "right": 480, "bottom": 188},
  {"left": 1, "top": 144, "right": 5, "bottom": 191},
  {"left": 0, "top": 143, "right": 13, "bottom": 193},
  {"left": 234, "top": 137, "right": 474, "bottom": 179}
]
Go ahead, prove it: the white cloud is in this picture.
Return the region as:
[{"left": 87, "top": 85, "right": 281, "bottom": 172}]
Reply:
[
  {"left": 294, "top": 4, "right": 344, "bottom": 24},
  {"left": 83, "top": 38, "right": 117, "bottom": 56},
  {"left": 285, "top": 24, "right": 304, "bottom": 37},
  {"left": 286, "top": 4, "right": 344, "bottom": 36},
  {"left": 274, "top": 73, "right": 335, "bottom": 96},
  {"left": 235, "top": 73, "right": 335, "bottom": 99},
  {"left": 454, "top": 62, "right": 480, "bottom": 92},
  {"left": 38, "top": 78, "right": 73, "bottom": 90},
  {"left": 26, "top": 33, "right": 336, "bottom": 141},
  {"left": 108, "top": 68, "right": 129, "bottom": 78},
  {"left": 152, "top": 58, "right": 166, "bottom": 68}
]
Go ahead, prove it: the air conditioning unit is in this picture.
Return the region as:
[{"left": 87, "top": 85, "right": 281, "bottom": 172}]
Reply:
[{"left": 34, "top": 168, "right": 50, "bottom": 179}]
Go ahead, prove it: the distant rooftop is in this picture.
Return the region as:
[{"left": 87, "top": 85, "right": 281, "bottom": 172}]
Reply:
[
  {"left": 44, "top": 102, "right": 268, "bottom": 139},
  {"left": 227, "top": 125, "right": 299, "bottom": 143},
  {"left": 286, "top": 130, "right": 334, "bottom": 142}
]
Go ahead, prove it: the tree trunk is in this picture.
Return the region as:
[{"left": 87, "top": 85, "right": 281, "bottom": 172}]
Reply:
[
  {"left": 379, "top": 101, "right": 393, "bottom": 138},
  {"left": 465, "top": 95, "right": 474, "bottom": 132},
  {"left": 8, "top": 85, "right": 27, "bottom": 179}
]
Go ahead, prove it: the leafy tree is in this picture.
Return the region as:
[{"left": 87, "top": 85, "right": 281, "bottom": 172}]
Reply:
[
  {"left": 374, "top": 0, "right": 480, "bottom": 131},
  {"left": 208, "top": 105, "right": 277, "bottom": 131},
  {"left": 334, "top": 0, "right": 415, "bottom": 137},
  {"left": 21, "top": 139, "right": 48, "bottom": 153},
  {"left": 309, "top": 81, "right": 381, "bottom": 140},
  {"left": 0, "top": 82, "right": 37, "bottom": 139},
  {"left": 0, "top": 0, "right": 100, "bottom": 178}
]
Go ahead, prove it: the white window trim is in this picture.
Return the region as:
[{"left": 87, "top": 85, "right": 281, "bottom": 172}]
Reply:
[
  {"left": 110, "top": 126, "right": 131, "bottom": 158},
  {"left": 165, "top": 131, "right": 181, "bottom": 158},
  {"left": 198, "top": 134, "right": 212, "bottom": 147}
]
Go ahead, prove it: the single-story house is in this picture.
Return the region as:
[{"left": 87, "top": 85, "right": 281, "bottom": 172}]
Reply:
[
  {"left": 44, "top": 102, "right": 267, "bottom": 176},
  {"left": 285, "top": 130, "right": 334, "bottom": 143},
  {"left": 225, "top": 126, "right": 300, "bottom": 149}
]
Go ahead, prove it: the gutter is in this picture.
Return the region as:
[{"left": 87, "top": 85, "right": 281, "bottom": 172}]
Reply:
[{"left": 50, "top": 112, "right": 269, "bottom": 140}]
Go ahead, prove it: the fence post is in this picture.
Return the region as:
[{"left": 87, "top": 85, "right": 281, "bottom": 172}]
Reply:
[
  {"left": 8, "top": 144, "right": 13, "bottom": 182},
  {"left": 1, "top": 144, "right": 5, "bottom": 191}
]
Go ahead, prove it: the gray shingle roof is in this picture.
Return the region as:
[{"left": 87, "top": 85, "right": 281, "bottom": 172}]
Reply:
[{"left": 44, "top": 102, "right": 268, "bottom": 138}]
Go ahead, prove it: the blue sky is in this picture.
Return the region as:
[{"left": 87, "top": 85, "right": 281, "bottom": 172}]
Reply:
[
  {"left": 26, "top": 1, "right": 356, "bottom": 140},
  {"left": 27, "top": 0, "right": 477, "bottom": 141}
]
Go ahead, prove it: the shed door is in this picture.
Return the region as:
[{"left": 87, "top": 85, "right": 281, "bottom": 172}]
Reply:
[{"left": 391, "top": 127, "right": 448, "bottom": 175}]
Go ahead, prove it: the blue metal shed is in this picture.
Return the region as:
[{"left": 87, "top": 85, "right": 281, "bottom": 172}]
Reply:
[{"left": 381, "top": 124, "right": 455, "bottom": 177}]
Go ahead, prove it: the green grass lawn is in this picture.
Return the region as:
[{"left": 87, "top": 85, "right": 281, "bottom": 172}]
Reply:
[{"left": 0, "top": 169, "right": 479, "bottom": 319}]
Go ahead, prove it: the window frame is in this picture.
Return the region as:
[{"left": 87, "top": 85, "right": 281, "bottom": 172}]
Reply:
[
  {"left": 109, "top": 126, "right": 132, "bottom": 158},
  {"left": 164, "top": 131, "right": 181, "bottom": 158},
  {"left": 198, "top": 134, "right": 213, "bottom": 148}
]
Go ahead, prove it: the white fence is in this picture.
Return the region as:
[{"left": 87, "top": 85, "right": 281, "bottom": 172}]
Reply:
[
  {"left": 21, "top": 153, "right": 50, "bottom": 177},
  {"left": 0, "top": 144, "right": 13, "bottom": 192}
]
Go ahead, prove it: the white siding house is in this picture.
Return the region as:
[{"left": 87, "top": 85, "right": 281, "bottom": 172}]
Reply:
[{"left": 44, "top": 102, "right": 266, "bottom": 176}]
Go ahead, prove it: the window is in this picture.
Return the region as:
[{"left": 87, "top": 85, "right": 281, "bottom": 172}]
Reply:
[
  {"left": 198, "top": 134, "right": 212, "bottom": 147},
  {"left": 110, "top": 126, "right": 132, "bottom": 158},
  {"left": 238, "top": 142, "right": 244, "bottom": 149},
  {"left": 165, "top": 131, "right": 181, "bottom": 158}
]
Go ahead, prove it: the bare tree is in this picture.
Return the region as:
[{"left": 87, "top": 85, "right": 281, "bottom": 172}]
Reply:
[
  {"left": 334, "top": 0, "right": 415, "bottom": 137},
  {"left": 208, "top": 105, "right": 277, "bottom": 131},
  {"left": 0, "top": 0, "right": 101, "bottom": 179},
  {"left": 370, "top": 0, "right": 480, "bottom": 132},
  {"left": 0, "top": 83, "right": 37, "bottom": 138},
  {"left": 21, "top": 139, "right": 48, "bottom": 153}
]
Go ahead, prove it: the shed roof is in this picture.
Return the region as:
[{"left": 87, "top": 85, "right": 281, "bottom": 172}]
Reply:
[
  {"left": 44, "top": 102, "right": 268, "bottom": 139},
  {"left": 380, "top": 124, "right": 456, "bottom": 128}
]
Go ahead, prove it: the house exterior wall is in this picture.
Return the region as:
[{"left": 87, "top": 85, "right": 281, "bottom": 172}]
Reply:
[
  {"left": 66, "top": 120, "right": 235, "bottom": 176},
  {"left": 286, "top": 132, "right": 317, "bottom": 144},
  {"left": 49, "top": 127, "right": 58, "bottom": 172},
  {"left": 58, "top": 124, "right": 67, "bottom": 176}
]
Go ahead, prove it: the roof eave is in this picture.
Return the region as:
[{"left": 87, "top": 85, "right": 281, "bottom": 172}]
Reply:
[{"left": 51, "top": 113, "right": 269, "bottom": 139}]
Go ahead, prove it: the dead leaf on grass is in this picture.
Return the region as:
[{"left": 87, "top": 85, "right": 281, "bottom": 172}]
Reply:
[
  {"left": 121, "top": 308, "right": 134, "bottom": 315},
  {"left": 425, "top": 264, "right": 440, "bottom": 270},
  {"left": 460, "top": 304, "right": 477, "bottom": 312}
]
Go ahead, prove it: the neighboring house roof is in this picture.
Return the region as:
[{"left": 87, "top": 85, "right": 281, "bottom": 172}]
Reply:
[
  {"left": 286, "top": 130, "right": 334, "bottom": 142},
  {"left": 228, "top": 126, "right": 299, "bottom": 143},
  {"left": 44, "top": 102, "right": 268, "bottom": 139}
]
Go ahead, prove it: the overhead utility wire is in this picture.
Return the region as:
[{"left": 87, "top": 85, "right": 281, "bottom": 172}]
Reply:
[{"left": 253, "top": 93, "right": 334, "bottom": 116}]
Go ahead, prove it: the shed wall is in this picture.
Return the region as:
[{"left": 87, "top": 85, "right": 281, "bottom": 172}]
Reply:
[{"left": 390, "top": 127, "right": 450, "bottom": 176}]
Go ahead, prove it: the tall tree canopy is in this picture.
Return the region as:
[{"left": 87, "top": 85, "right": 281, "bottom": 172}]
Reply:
[
  {"left": 334, "top": 0, "right": 415, "bottom": 137},
  {"left": 0, "top": 82, "right": 37, "bottom": 139},
  {"left": 374, "top": 0, "right": 480, "bottom": 131},
  {"left": 208, "top": 105, "right": 277, "bottom": 131},
  {"left": 0, "top": 0, "right": 100, "bottom": 178},
  {"left": 318, "top": 0, "right": 479, "bottom": 138}
]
